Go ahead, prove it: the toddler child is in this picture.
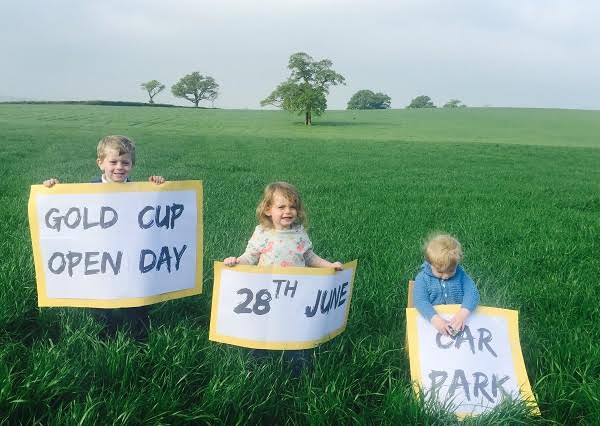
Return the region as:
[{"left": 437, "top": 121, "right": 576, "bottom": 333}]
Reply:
[
  {"left": 413, "top": 233, "right": 480, "bottom": 336},
  {"left": 43, "top": 135, "right": 165, "bottom": 340},
  {"left": 223, "top": 181, "right": 343, "bottom": 375},
  {"left": 224, "top": 181, "right": 343, "bottom": 270}
]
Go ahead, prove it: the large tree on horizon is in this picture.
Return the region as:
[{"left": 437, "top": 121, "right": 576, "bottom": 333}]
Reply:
[
  {"left": 140, "top": 80, "right": 165, "bottom": 104},
  {"left": 261, "top": 52, "right": 345, "bottom": 125},
  {"left": 443, "top": 99, "right": 467, "bottom": 108},
  {"left": 407, "top": 95, "right": 436, "bottom": 109},
  {"left": 347, "top": 90, "right": 391, "bottom": 110},
  {"left": 171, "top": 72, "right": 219, "bottom": 107}
]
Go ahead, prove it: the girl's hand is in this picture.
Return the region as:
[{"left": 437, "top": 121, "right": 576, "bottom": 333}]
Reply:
[
  {"left": 148, "top": 176, "right": 165, "bottom": 184},
  {"left": 307, "top": 255, "right": 344, "bottom": 270},
  {"left": 431, "top": 315, "right": 450, "bottom": 335},
  {"left": 223, "top": 257, "right": 239, "bottom": 267},
  {"left": 43, "top": 178, "right": 60, "bottom": 188},
  {"left": 331, "top": 261, "right": 344, "bottom": 271},
  {"left": 450, "top": 308, "right": 470, "bottom": 332}
]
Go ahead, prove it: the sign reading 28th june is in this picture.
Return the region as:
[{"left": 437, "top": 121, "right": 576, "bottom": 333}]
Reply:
[
  {"left": 210, "top": 260, "right": 357, "bottom": 349},
  {"left": 28, "top": 181, "right": 203, "bottom": 308}
]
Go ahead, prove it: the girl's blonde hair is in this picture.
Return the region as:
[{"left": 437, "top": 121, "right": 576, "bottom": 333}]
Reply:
[
  {"left": 97, "top": 135, "right": 136, "bottom": 165},
  {"left": 256, "top": 182, "right": 307, "bottom": 229},
  {"left": 423, "top": 233, "right": 463, "bottom": 272}
]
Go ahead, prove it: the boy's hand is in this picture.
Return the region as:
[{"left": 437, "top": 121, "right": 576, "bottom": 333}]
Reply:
[
  {"left": 431, "top": 315, "right": 450, "bottom": 335},
  {"left": 450, "top": 308, "right": 470, "bottom": 332},
  {"left": 148, "top": 176, "right": 165, "bottom": 184},
  {"left": 43, "top": 178, "right": 60, "bottom": 188},
  {"left": 331, "top": 261, "right": 344, "bottom": 271},
  {"left": 223, "top": 257, "right": 239, "bottom": 267}
]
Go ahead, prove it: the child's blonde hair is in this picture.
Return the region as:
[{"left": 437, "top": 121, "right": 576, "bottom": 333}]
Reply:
[
  {"left": 256, "top": 182, "right": 307, "bottom": 229},
  {"left": 423, "top": 233, "right": 463, "bottom": 272},
  {"left": 97, "top": 135, "right": 136, "bottom": 165}
]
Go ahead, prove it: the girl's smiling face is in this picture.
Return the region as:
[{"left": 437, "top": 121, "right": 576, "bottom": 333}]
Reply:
[
  {"left": 266, "top": 191, "right": 298, "bottom": 230},
  {"left": 97, "top": 149, "right": 133, "bottom": 182}
]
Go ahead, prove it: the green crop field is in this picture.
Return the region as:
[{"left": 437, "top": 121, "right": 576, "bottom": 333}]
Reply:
[{"left": 1, "top": 104, "right": 599, "bottom": 424}]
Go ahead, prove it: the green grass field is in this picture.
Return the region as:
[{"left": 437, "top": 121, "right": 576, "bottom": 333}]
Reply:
[{"left": 1, "top": 104, "right": 599, "bottom": 424}]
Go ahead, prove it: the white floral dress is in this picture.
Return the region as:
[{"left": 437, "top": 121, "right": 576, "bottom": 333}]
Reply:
[{"left": 237, "top": 225, "right": 315, "bottom": 267}]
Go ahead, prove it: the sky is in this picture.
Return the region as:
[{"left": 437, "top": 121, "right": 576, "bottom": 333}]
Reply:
[{"left": 2, "top": 0, "right": 600, "bottom": 110}]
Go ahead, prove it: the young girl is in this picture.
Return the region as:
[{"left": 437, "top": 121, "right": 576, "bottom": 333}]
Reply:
[
  {"left": 223, "top": 181, "right": 343, "bottom": 377},
  {"left": 413, "top": 233, "right": 480, "bottom": 336},
  {"left": 224, "top": 181, "right": 343, "bottom": 270}
]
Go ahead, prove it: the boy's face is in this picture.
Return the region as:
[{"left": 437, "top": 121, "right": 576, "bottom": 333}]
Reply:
[
  {"left": 431, "top": 264, "right": 457, "bottom": 280},
  {"left": 97, "top": 149, "right": 133, "bottom": 183}
]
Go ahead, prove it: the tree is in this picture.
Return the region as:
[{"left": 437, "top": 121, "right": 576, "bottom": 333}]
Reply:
[
  {"left": 140, "top": 80, "right": 165, "bottom": 104},
  {"left": 347, "top": 90, "right": 391, "bottom": 110},
  {"left": 407, "top": 95, "right": 436, "bottom": 109},
  {"left": 261, "top": 52, "right": 345, "bottom": 125},
  {"left": 171, "top": 72, "right": 219, "bottom": 107},
  {"left": 443, "top": 99, "right": 467, "bottom": 108}
]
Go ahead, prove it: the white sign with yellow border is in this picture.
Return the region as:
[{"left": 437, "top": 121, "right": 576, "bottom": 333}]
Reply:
[
  {"left": 406, "top": 305, "right": 539, "bottom": 417},
  {"left": 28, "top": 181, "right": 203, "bottom": 308},
  {"left": 210, "top": 260, "right": 357, "bottom": 349}
]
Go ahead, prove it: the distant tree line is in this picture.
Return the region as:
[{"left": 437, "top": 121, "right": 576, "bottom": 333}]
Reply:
[
  {"left": 140, "top": 52, "right": 467, "bottom": 123},
  {"left": 443, "top": 99, "right": 467, "bottom": 108},
  {"left": 404, "top": 95, "right": 467, "bottom": 109}
]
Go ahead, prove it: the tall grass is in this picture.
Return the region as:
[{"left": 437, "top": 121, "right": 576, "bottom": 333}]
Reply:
[{"left": 1, "top": 105, "right": 599, "bottom": 424}]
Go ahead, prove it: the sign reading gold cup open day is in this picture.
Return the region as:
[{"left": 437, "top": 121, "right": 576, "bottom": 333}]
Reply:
[
  {"left": 28, "top": 181, "right": 203, "bottom": 308},
  {"left": 209, "top": 260, "right": 358, "bottom": 350},
  {"left": 406, "top": 305, "right": 539, "bottom": 417}
]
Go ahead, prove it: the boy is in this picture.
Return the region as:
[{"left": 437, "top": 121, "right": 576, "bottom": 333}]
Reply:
[
  {"left": 44, "top": 135, "right": 165, "bottom": 340},
  {"left": 413, "top": 233, "right": 480, "bottom": 336}
]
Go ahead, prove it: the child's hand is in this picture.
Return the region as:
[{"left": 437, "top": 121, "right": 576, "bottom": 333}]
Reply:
[
  {"left": 431, "top": 315, "right": 450, "bottom": 335},
  {"left": 331, "top": 261, "right": 344, "bottom": 271},
  {"left": 148, "top": 175, "right": 165, "bottom": 185},
  {"left": 223, "top": 257, "right": 239, "bottom": 267},
  {"left": 450, "top": 308, "right": 470, "bottom": 332},
  {"left": 307, "top": 255, "right": 344, "bottom": 270},
  {"left": 43, "top": 178, "right": 60, "bottom": 188}
]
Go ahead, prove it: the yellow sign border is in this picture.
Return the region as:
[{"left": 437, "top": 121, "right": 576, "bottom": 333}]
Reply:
[
  {"left": 28, "top": 180, "right": 203, "bottom": 308},
  {"left": 209, "top": 259, "right": 358, "bottom": 349},
  {"left": 406, "top": 305, "right": 539, "bottom": 416}
]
